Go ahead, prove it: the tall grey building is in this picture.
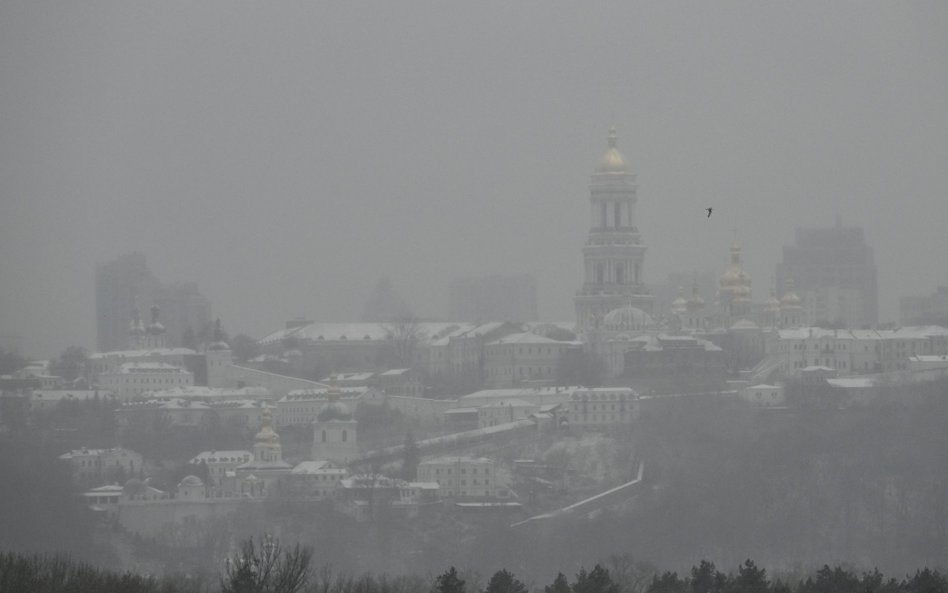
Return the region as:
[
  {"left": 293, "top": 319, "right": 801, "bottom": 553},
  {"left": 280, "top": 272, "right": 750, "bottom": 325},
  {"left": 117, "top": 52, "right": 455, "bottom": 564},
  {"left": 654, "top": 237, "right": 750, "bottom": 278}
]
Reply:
[
  {"left": 775, "top": 219, "right": 878, "bottom": 328},
  {"left": 900, "top": 286, "right": 948, "bottom": 325},
  {"left": 95, "top": 253, "right": 211, "bottom": 351},
  {"left": 448, "top": 274, "right": 538, "bottom": 322}
]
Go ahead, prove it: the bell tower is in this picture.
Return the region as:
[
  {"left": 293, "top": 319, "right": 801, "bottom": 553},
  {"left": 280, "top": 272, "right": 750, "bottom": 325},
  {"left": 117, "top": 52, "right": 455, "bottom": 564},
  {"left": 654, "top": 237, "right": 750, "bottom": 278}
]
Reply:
[{"left": 574, "top": 128, "right": 653, "bottom": 331}]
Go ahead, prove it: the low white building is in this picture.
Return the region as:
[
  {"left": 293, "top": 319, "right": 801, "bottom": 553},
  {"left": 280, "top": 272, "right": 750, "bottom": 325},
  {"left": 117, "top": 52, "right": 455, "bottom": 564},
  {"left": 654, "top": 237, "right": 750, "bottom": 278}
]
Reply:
[
  {"left": 762, "top": 326, "right": 948, "bottom": 379},
  {"left": 907, "top": 355, "right": 948, "bottom": 382},
  {"left": 276, "top": 386, "right": 383, "bottom": 427},
  {"left": 99, "top": 362, "right": 194, "bottom": 400},
  {"left": 484, "top": 333, "right": 581, "bottom": 388},
  {"left": 565, "top": 387, "right": 638, "bottom": 430},
  {"left": 416, "top": 456, "right": 500, "bottom": 499},
  {"left": 189, "top": 450, "right": 253, "bottom": 485},
  {"left": 477, "top": 398, "right": 538, "bottom": 428},
  {"left": 144, "top": 385, "right": 272, "bottom": 402},
  {"left": 59, "top": 447, "right": 143, "bottom": 486},
  {"left": 336, "top": 474, "right": 439, "bottom": 521},
  {"left": 288, "top": 460, "right": 348, "bottom": 498},
  {"left": 739, "top": 384, "right": 785, "bottom": 408},
  {"left": 31, "top": 389, "right": 115, "bottom": 411},
  {"left": 458, "top": 386, "right": 575, "bottom": 409},
  {"left": 86, "top": 348, "right": 198, "bottom": 383},
  {"left": 116, "top": 398, "right": 273, "bottom": 432}
]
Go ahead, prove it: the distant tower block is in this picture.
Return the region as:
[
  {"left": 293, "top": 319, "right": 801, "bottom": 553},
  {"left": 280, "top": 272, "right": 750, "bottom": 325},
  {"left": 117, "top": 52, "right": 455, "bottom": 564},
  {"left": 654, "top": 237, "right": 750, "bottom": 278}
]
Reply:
[{"left": 574, "top": 127, "right": 654, "bottom": 331}]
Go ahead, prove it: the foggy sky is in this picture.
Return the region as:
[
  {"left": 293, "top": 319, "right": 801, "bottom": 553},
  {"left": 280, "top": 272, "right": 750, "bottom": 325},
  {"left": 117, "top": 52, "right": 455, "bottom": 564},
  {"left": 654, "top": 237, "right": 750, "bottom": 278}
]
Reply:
[{"left": 2, "top": 2, "right": 947, "bottom": 357}]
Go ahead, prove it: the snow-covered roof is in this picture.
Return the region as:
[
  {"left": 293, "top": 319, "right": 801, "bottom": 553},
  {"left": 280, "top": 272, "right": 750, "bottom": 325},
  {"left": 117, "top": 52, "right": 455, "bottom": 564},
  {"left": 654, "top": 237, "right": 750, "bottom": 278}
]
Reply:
[
  {"left": 190, "top": 450, "right": 252, "bottom": 464},
  {"left": 109, "top": 362, "right": 189, "bottom": 373},
  {"left": 480, "top": 398, "right": 536, "bottom": 409},
  {"left": 460, "top": 386, "right": 583, "bottom": 401},
  {"left": 281, "top": 386, "right": 371, "bottom": 402},
  {"left": 32, "top": 390, "right": 113, "bottom": 401},
  {"left": 59, "top": 447, "right": 138, "bottom": 460},
  {"left": 328, "top": 372, "right": 376, "bottom": 382},
  {"left": 487, "top": 332, "right": 580, "bottom": 346},
  {"left": 260, "top": 322, "right": 486, "bottom": 346},
  {"left": 775, "top": 326, "right": 948, "bottom": 341},
  {"left": 444, "top": 407, "right": 479, "bottom": 415},
  {"left": 420, "top": 455, "right": 493, "bottom": 465},
  {"left": 827, "top": 377, "right": 875, "bottom": 389},
  {"left": 144, "top": 386, "right": 271, "bottom": 399},
  {"left": 292, "top": 461, "right": 347, "bottom": 475},
  {"left": 84, "top": 485, "right": 124, "bottom": 495},
  {"left": 89, "top": 348, "right": 197, "bottom": 360},
  {"left": 746, "top": 384, "right": 781, "bottom": 390},
  {"left": 408, "top": 482, "right": 440, "bottom": 490}
]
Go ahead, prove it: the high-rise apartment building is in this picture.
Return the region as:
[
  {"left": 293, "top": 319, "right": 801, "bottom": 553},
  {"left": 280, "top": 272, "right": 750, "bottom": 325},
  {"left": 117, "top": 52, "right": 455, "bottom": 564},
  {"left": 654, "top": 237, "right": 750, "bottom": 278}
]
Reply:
[
  {"left": 448, "top": 274, "right": 538, "bottom": 322},
  {"left": 775, "top": 220, "right": 878, "bottom": 328}
]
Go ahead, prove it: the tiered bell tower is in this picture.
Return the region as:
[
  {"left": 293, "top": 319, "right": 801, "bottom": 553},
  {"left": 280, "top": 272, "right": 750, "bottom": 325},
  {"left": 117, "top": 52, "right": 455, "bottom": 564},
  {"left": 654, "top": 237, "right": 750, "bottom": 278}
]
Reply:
[{"left": 574, "top": 128, "right": 653, "bottom": 331}]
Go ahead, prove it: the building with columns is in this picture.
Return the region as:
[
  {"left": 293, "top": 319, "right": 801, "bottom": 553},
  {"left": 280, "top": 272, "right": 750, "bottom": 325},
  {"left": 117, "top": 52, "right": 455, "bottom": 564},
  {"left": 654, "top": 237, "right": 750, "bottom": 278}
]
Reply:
[{"left": 575, "top": 128, "right": 653, "bottom": 332}]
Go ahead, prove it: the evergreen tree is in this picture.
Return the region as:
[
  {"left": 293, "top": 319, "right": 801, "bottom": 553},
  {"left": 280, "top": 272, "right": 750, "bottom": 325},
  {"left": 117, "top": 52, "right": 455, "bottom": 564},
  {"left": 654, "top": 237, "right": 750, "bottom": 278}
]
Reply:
[
  {"left": 691, "top": 561, "right": 727, "bottom": 593},
  {"left": 647, "top": 572, "right": 688, "bottom": 593},
  {"left": 573, "top": 565, "right": 619, "bottom": 593},
  {"left": 902, "top": 568, "right": 948, "bottom": 593},
  {"left": 433, "top": 566, "right": 466, "bottom": 593},
  {"left": 545, "top": 573, "right": 571, "bottom": 593},
  {"left": 485, "top": 569, "right": 528, "bottom": 593},
  {"left": 724, "top": 560, "right": 769, "bottom": 593}
]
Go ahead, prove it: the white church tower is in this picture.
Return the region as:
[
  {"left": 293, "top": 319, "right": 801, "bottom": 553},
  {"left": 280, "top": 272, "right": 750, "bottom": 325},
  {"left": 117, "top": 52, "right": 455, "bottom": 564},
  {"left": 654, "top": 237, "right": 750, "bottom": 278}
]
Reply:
[
  {"left": 311, "top": 381, "right": 358, "bottom": 464},
  {"left": 574, "top": 128, "right": 653, "bottom": 331}
]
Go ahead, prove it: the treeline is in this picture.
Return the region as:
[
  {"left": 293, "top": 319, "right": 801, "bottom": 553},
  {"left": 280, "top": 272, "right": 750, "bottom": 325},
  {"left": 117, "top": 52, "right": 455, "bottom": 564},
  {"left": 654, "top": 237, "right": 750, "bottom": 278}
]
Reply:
[{"left": 3, "top": 543, "right": 948, "bottom": 593}]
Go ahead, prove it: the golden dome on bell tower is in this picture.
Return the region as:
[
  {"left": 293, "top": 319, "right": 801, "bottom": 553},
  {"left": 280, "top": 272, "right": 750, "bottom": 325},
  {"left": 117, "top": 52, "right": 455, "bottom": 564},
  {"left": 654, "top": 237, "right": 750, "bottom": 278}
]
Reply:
[{"left": 596, "top": 127, "right": 630, "bottom": 173}]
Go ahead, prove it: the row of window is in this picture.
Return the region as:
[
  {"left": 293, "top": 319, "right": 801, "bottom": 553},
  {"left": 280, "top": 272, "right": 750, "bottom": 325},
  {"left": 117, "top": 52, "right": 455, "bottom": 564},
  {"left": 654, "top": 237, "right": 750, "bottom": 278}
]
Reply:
[
  {"left": 432, "top": 478, "right": 489, "bottom": 486},
  {"left": 427, "top": 467, "right": 489, "bottom": 475},
  {"left": 573, "top": 403, "right": 626, "bottom": 412}
]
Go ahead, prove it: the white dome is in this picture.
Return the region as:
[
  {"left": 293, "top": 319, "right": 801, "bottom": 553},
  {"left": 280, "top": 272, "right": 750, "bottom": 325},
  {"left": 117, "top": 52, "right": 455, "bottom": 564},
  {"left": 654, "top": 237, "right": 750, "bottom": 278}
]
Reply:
[
  {"left": 178, "top": 475, "right": 204, "bottom": 488},
  {"left": 603, "top": 305, "right": 654, "bottom": 331}
]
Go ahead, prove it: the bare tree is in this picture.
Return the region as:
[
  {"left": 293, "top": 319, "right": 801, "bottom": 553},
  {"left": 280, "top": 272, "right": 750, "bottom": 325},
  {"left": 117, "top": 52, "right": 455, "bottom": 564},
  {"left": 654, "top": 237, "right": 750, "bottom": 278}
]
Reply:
[
  {"left": 221, "top": 535, "right": 312, "bottom": 593},
  {"left": 383, "top": 316, "right": 424, "bottom": 369}
]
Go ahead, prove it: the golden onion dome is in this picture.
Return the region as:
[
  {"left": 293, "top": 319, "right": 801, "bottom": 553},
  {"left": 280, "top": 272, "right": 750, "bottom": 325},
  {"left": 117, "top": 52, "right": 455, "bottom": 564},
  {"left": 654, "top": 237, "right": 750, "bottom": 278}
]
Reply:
[
  {"left": 671, "top": 288, "right": 688, "bottom": 314},
  {"left": 780, "top": 291, "right": 802, "bottom": 308},
  {"left": 254, "top": 408, "right": 280, "bottom": 445},
  {"left": 595, "top": 128, "right": 630, "bottom": 173}
]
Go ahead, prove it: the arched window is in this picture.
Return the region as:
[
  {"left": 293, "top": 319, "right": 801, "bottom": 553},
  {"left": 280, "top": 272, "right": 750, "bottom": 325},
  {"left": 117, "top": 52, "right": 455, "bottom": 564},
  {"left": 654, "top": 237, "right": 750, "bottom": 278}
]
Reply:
[
  {"left": 596, "top": 263, "right": 605, "bottom": 285},
  {"left": 634, "top": 262, "right": 641, "bottom": 283},
  {"left": 342, "top": 430, "right": 347, "bottom": 442},
  {"left": 616, "top": 263, "right": 624, "bottom": 285},
  {"left": 321, "top": 430, "right": 326, "bottom": 443},
  {"left": 600, "top": 203, "right": 607, "bottom": 228},
  {"left": 614, "top": 202, "right": 621, "bottom": 228}
]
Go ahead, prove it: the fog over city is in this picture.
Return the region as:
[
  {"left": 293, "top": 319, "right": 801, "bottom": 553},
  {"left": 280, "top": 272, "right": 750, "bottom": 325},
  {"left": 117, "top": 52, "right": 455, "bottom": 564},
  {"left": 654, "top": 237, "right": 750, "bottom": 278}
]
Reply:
[
  {"left": 4, "top": 3, "right": 948, "bottom": 593},
  {"left": 2, "top": 2, "right": 947, "bottom": 356}
]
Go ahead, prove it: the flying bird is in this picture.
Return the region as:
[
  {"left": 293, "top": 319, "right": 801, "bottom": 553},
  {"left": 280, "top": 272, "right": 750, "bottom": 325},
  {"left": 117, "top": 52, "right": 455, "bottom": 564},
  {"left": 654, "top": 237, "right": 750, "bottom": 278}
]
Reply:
[{"left": 706, "top": 207, "right": 713, "bottom": 218}]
